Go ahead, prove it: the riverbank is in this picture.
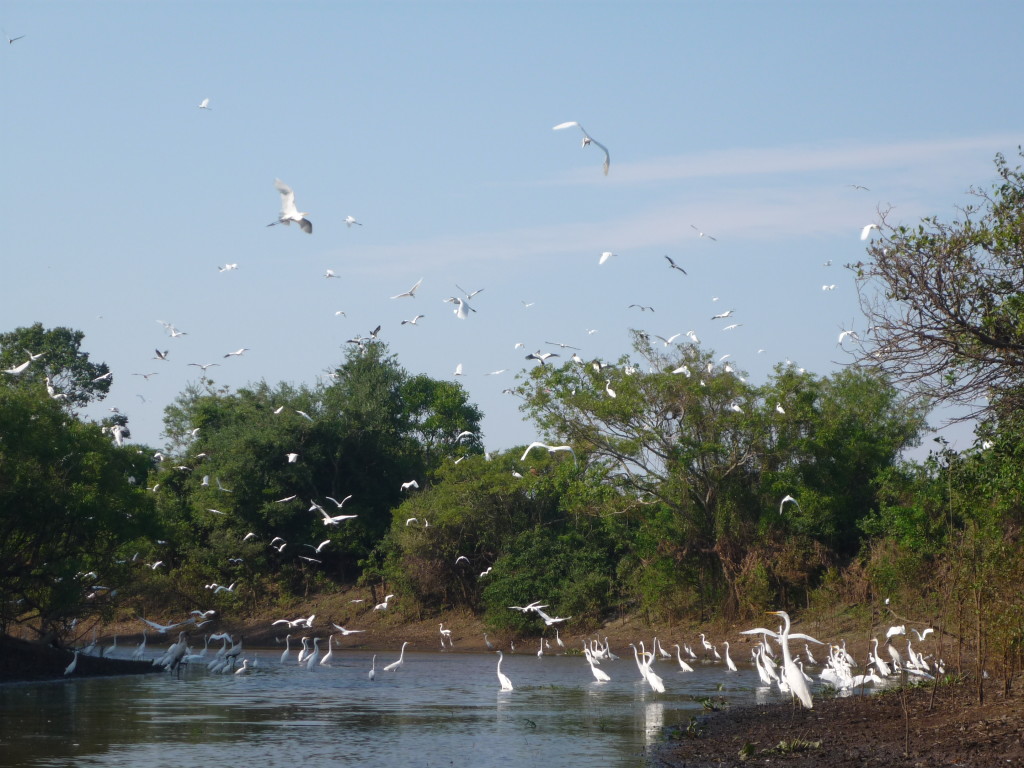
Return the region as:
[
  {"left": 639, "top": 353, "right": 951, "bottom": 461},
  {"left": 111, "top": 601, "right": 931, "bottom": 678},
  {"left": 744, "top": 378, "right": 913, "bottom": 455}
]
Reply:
[
  {"left": 652, "top": 681, "right": 1024, "bottom": 767},
  {"left": 0, "top": 635, "right": 161, "bottom": 683}
]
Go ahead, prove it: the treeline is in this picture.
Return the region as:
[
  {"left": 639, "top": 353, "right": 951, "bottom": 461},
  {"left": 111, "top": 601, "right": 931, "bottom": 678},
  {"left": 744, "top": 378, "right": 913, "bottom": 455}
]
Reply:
[{"left": 4, "top": 153, "right": 1024, "bottom": 697}]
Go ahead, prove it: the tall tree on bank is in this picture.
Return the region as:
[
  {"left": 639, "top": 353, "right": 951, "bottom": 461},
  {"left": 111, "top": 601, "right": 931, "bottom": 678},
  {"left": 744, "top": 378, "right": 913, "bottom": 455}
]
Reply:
[{"left": 851, "top": 150, "right": 1024, "bottom": 420}]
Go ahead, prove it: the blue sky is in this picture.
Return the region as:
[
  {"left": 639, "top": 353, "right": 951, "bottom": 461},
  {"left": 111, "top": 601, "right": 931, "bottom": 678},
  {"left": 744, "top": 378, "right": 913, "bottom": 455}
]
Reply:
[{"left": 2, "top": 1, "right": 1020, "bottom": 455}]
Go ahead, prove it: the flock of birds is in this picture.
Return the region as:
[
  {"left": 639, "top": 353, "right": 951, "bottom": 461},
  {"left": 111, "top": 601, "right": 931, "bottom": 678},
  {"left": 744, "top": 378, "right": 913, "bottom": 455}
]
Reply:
[{"left": 63, "top": 603, "right": 942, "bottom": 716}]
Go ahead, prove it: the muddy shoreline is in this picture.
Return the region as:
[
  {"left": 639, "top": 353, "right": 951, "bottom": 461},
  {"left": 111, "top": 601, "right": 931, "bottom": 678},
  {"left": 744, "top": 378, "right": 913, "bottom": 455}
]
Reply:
[{"left": 651, "top": 683, "right": 1024, "bottom": 767}]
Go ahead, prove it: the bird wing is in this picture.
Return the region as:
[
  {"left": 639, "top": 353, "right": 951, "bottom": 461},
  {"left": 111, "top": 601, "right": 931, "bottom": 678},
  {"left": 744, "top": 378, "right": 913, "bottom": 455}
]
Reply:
[
  {"left": 274, "top": 179, "right": 298, "bottom": 217},
  {"left": 298, "top": 218, "right": 312, "bottom": 234},
  {"left": 521, "top": 441, "right": 547, "bottom": 461},
  {"left": 552, "top": 121, "right": 581, "bottom": 131},
  {"left": 588, "top": 136, "right": 611, "bottom": 175}
]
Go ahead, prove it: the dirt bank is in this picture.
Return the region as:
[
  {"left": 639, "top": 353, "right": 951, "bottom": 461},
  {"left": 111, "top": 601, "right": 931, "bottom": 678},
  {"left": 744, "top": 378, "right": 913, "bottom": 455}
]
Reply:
[{"left": 652, "top": 682, "right": 1024, "bottom": 767}]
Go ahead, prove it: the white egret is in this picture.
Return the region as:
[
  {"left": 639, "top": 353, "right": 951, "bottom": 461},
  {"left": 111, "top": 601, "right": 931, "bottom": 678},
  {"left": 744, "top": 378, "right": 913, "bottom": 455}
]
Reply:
[
  {"left": 64, "top": 650, "right": 80, "bottom": 675},
  {"left": 723, "top": 641, "right": 738, "bottom": 672},
  {"left": 369, "top": 655, "right": 376, "bottom": 681},
  {"left": 605, "top": 379, "right": 616, "bottom": 398},
  {"left": 234, "top": 659, "right": 251, "bottom": 674},
  {"left": 305, "top": 638, "right": 322, "bottom": 670},
  {"left": 672, "top": 644, "right": 694, "bottom": 672},
  {"left": 860, "top": 223, "right": 879, "bottom": 240},
  {"left": 269, "top": 179, "right": 312, "bottom": 234},
  {"left": 741, "top": 610, "right": 823, "bottom": 709},
  {"left": 779, "top": 494, "right": 802, "bottom": 514},
  {"left": 912, "top": 627, "right": 935, "bottom": 641},
  {"left": 331, "top": 624, "right": 365, "bottom": 636},
  {"left": 197, "top": 98, "right": 211, "bottom": 109},
  {"left": 391, "top": 278, "right": 423, "bottom": 299},
  {"left": 280, "top": 634, "right": 292, "bottom": 664},
  {"left": 553, "top": 121, "right": 610, "bottom": 175},
  {"left": 319, "top": 635, "right": 335, "bottom": 666},
  {"left": 584, "top": 647, "right": 611, "bottom": 682},
  {"left": 345, "top": 216, "right": 362, "bottom": 227},
  {"left": 599, "top": 251, "right": 616, "bottom": 265},
  {"left": 383, "top": 641, "right": 409, "bottom": 672},
  {"left": 495, "top": 650, "right": 514, "bottom": 691}
]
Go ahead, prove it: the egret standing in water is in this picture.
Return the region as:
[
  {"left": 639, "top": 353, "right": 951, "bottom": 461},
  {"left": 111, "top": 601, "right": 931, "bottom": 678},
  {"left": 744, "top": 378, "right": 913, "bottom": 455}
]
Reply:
[
  {"left": 383, "top": 642, "right": 409, "bottom": 672},
  {"left": 742, "top": 610, "right": 823, "bottom": 709},
  {"left": 496, "top": 650, "right": 514, "bottom": 691}
]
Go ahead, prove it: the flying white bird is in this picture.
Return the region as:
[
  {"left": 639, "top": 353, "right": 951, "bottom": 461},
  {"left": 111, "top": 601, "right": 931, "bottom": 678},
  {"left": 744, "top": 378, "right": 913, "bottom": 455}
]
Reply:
[
  {"left": 401, "top": 315, "right": 425, "bottom": 326},
  {"left": 521, "top": 441, "right": 576, "bottom": 462},
  {"left": 599, "top": 251, "right": 616, "bottom": 265},
  {"left": 553, "top": 121, "right": 610, "bottom": 175},
  {"left": 391, "top": 278, "right": 423, "bottom": 299},
  {"left": 401, "top": 480, "right": 419, "bottom": 492},
  {"left": 444, "top": 296, "right": 475, "bottom": 319},
  {"left": 268, "top": 178, "right": 312, "bottom": 234},
  {"left": 860, "top": 223, "right": 879, "bottom": 240},
  {"left": 3, "top": 360, "right": 31, "bottom": 375},
  {"left": 223, "top": 348, "right": 249, "bottom": 358},
  {"left": 779, "top": 494, "right": 802, "bottom": 514},
  {"left": 690, "top": 224, "right": 718, "bottom": 241},
  {"left": 218, "top": 263, "right": 238, "bottom": 272},
  {"left": 838, "top": 329, "right": 860, "bottom": 345},
  {"left": 525, "top": 351, "right": 559, "bottom": 364},
  {"left": 711, "top": 310, "right": 734, "bottom": 320},
  {"left": 344, "top": 216, "right": 362, "bottom": 227},
  {"left": 197, "top": 98, "right": 211, "bottom": 109}
]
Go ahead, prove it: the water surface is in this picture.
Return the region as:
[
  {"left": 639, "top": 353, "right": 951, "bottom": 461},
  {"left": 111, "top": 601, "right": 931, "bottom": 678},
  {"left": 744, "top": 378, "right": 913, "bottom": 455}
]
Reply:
[{"left": 0, "top": 649, "right": 781, "bottom": 768}]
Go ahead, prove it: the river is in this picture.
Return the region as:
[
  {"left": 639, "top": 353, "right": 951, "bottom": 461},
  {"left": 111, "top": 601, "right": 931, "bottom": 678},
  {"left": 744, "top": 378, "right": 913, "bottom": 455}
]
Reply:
[{"left": 0, "top": 647, "right": 783, "bottom": 767}]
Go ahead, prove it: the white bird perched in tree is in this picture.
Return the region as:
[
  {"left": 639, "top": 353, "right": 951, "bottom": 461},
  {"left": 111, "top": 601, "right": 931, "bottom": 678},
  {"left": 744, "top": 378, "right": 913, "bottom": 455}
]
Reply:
[
  {"left": 605, "top": 379, "right": 616, "bottom": 398},
  {"left": 779, "top": 494, "right": 802, "bottom": 514},
  {"left": 860, "top": 223, "right": 879, "bottom": 240},
  {"left": 391, "top": 278, "right": 423, "bottom": 299},
  {"left": 268, "top": 179, "right": 312, "bottom": 234},
  {"left": 775, "top": 403, "right": 786, "bottom": 414},
  {"left": 553, "top": 121, "right": 610, "bottom": 176},
  {"left": 197, "top": 97, "right": 211, "bottom": 109}
]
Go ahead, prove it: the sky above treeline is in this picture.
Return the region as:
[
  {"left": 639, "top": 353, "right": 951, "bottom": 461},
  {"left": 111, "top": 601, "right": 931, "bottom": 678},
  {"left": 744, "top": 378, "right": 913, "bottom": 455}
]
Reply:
[{"left": 2, "top": 1, "right": 1021, "bottom": 456}]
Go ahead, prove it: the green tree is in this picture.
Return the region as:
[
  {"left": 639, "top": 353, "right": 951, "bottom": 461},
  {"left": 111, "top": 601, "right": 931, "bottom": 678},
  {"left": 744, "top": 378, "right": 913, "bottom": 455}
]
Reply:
[
  {"left": 0, "top": 385, "right": 155, "bottom": 641},
  {"left": 0, "top": 323, "right": 111, "bottom": 410}
]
